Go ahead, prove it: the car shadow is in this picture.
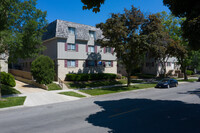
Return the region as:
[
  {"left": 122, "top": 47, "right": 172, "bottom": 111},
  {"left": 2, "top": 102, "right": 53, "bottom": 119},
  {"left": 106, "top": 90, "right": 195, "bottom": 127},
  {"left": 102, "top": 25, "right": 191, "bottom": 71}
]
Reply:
[{"left": 85, "top": 98, "right": 200, "bottom": 133}]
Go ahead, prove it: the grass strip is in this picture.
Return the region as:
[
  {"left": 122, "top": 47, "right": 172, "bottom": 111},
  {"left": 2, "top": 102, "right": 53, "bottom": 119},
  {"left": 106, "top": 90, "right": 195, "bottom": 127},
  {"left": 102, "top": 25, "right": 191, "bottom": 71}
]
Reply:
[
  {"left": 59, "top": 91, "right": 86, "bottom": 98},
  {"left": 178, "top": 79, "right": 197, "bottom": 82},
  {"left": 47, "top": 83, "right": 62, "bottom": 91},
  {"left": 80, "top": 84, "right": 156, "bottom": 96},
  {"left": 0, "top": 96, "right": 26, "bottom": 108}
]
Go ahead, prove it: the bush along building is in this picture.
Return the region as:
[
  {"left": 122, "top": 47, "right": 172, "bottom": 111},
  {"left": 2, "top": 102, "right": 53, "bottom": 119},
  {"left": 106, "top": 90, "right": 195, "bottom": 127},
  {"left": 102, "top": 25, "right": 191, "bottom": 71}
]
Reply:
[{"left": 19, "top": 20, "right": 117, "bottom": 80}]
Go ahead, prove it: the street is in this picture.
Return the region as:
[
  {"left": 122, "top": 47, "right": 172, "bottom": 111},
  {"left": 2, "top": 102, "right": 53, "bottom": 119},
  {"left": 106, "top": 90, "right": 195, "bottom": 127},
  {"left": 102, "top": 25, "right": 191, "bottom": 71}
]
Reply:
[{"left": 0, "top": 82, "right": 200, "bottom": 133}]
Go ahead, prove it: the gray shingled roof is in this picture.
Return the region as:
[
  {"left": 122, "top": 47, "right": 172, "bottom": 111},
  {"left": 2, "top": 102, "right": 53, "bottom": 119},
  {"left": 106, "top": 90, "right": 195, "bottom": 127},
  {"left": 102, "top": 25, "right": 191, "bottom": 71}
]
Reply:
[{"left": 42, "top": 19, "right": 103, "bottom": 41}]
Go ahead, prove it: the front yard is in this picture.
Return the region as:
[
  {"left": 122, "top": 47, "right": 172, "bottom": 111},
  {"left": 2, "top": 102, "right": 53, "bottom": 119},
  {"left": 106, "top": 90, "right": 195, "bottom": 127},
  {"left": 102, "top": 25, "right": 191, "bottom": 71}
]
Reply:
[
  {"left": 80, "top": 83, "right": 156, "bottom": 96},
  {"left": 0, "top": 84, "right": 26, "bottom": 108},
  {"left": 65, "top": 79, "right": 127, "bottom": 89},
  {"left": 65, "top": 79, "right": 148, "bottom": 89}
]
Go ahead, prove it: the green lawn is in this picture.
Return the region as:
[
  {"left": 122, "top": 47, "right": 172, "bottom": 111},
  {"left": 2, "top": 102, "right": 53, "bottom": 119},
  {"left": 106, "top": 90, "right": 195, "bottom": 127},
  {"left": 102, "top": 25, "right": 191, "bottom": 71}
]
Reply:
[
  {"left": 47, "top": 83, "right": 62, "bottom": 91},
  {"left": 0, "top": 96, "right": 26, "bottom": 108},
  {"left": 1, "top": 84, "right": 21, "bottom": 96},
  {"left": 59, "top": 91, "right": 86, "bottom": 98},
  {"left": 65, "top": 79, "right": 127, "bottom": 89},
  {"left": 80, "top": 83, "right": 156, "bottom": 96},
  {"left": 178, "top": 79, "right": 197, "bottom": 82}
]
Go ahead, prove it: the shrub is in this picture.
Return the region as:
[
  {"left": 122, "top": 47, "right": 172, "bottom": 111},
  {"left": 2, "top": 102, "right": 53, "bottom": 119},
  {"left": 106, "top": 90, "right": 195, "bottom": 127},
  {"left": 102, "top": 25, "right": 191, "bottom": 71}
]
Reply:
[
  {"left": 0, "top": 84, "right": 20, "bottom": 95},
  {"left": 0, "top": 72, "right": 16, "bottom": 87},
  {"left": 116, "top": 74, "right": 122, "bottom": 79},
  {"left": 186, "top": 70, "right": 194, "bottom": 75},
  {"left": 31, "top": 55, "right": 55, "bottom": 85},
  {"left": 65, "top": 73, "right": 117, "bottom": 81}
]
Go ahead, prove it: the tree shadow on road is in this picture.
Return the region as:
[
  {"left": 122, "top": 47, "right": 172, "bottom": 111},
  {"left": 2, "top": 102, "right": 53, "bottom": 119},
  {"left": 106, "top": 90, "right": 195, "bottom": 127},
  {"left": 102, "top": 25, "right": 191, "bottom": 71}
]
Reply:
[
  {"left": 85, "top": 98, "right": 200, "bottom": 133},
  {"left": 180, "top": 88, "right": 200, "bottom": 99}
]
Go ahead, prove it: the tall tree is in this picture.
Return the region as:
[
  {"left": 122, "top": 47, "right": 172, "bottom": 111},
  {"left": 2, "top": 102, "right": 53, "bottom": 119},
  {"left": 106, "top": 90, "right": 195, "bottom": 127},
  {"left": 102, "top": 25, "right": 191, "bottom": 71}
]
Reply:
[
  {"left": 141, "top": 14, "right": 174, "bottom": 77},
  {"left": 159, "top": 11, "right": 192, "bottom": 80},
  {"left": 190, "top": 50, "right": 200, "bottom": 73},
  {"left": 97, "top": 6, "right": 147, "bottom": 86},
  {"left": 0, "top": 0, "right": 47, "bottom": 61},
  {"left": 163, "top": 0, "right": 200, "bottom": 50},
  {"left": 0, "top": 0, "right": 47, "bottom": 99}
]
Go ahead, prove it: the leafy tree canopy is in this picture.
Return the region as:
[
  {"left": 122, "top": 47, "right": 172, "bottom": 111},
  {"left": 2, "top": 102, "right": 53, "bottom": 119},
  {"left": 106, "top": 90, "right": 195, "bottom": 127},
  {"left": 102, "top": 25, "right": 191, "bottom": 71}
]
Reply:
[
  {"left": 141, "top": 13, "right": 175, "bottom": 77},
  {"left": 163, "top": 0, "right": 200, "bottom": 50},
  {"left": 97, "top": 6, "right": 148, "bottom": 86},
  {"left": 81, "top": 0, "right": 105, "bottom": 13},
  {"left": 0, "top": 0, "right": 47, "bottom": 61}
]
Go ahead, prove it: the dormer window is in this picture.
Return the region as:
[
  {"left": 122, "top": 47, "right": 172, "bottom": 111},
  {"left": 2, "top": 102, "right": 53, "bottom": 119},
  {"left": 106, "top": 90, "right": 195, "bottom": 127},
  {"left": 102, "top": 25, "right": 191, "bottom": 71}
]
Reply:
[
  {"left": 68, "top": 27, "right": 75, "bottom": 35},
  {"left": 89, "top": 31, "right": 95, "bottom": 38}
]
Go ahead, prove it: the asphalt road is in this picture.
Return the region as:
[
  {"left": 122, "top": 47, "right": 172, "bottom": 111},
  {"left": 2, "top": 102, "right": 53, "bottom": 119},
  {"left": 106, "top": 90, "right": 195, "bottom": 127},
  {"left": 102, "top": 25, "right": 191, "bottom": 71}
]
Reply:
[{"left": 0, "top": 82, "right": 200, "bottom": 133}]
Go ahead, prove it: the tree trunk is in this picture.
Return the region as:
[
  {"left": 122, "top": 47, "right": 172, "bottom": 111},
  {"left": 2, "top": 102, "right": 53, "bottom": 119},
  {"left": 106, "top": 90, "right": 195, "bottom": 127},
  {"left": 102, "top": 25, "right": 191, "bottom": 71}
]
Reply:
[
  {"left": 183, "top": 68, "right": 188, "bottom": 80},
  {"left": 127, "top": 71, "right": 131, "bottom": 87}
]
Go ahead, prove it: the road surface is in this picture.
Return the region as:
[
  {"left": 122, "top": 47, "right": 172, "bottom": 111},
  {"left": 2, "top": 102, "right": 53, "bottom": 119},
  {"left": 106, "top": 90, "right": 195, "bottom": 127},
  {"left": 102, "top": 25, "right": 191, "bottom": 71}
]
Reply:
[{"left": 0, "top": 82, "right": 200, "bottom": 133}]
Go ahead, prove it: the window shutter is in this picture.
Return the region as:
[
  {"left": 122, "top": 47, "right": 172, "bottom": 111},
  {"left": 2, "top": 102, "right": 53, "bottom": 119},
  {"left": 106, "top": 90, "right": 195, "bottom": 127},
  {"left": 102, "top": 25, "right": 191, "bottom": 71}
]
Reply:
[
  {"left": 76, "top": 60, "right": 78, "bottom": 67},
  {"left": 65, "top": 60, "right": 67, "bottom": 67},
  {"left": 104, "top": 47, "right": 106, "bottom": 53},
  {"left": 103, "top": 61, "right": 105, "bottom": 67},
  {"left": 65, "top": 43, "right": 68, "bottom": 51},
  {"left": 95, "top": 45, "right": 97, "bottom": 53},
  {"left": 111, "top": 61, "right": 113, "bottom": 67},
  {"left": 86, "top": 45, "right": 88, "bottom": 52},
  {"left": 76, "top": 44, "right": 78, "bottom": 52},
  {"left": 111, "top": 48, "right": 114, "bottom": 54}
]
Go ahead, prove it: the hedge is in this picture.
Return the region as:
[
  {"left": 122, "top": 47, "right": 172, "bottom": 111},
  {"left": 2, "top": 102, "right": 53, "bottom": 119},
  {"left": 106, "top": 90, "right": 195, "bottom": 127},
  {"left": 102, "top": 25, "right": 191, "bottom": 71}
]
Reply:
[
  {"left": 186, "top": 70, "right": 194, "bottom": 75},
  {"left": 0, "top": 72, "right": 16, "bottom": 87},
  {"left": 65, "top": 73, "right": 117, "bottom": 81}
]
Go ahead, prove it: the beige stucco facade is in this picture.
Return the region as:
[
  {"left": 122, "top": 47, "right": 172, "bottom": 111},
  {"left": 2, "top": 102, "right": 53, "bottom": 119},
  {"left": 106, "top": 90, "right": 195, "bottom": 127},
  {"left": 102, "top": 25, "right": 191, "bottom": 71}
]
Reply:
[
  {"left": 143, "top": 57, "right": 181, "bottom": 76},
  {"left": 0, "top": 53, "right": 8, "bottom": 72},
  {"left": 0, "top": 59, "right": 8, "bottom": 72}
]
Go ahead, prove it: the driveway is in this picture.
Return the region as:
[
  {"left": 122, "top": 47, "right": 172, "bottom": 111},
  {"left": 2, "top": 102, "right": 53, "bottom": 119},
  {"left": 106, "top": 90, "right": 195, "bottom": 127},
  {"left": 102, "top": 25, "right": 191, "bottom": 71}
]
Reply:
[{"left": 14, "top": 80, "right": 80, "bottom": 107}]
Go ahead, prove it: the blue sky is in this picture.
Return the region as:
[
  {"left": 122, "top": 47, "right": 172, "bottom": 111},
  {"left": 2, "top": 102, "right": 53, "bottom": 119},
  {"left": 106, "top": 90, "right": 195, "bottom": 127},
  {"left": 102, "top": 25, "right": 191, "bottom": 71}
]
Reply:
[{"left": 36, "top": 0, "right": 170, "bottom": 26}]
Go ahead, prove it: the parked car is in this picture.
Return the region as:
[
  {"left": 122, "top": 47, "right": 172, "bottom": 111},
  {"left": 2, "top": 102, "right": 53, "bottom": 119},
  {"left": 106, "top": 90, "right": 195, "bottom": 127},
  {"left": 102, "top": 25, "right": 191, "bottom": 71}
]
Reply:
[{"left": 155, "top": 78, "right": 178, "bottom": 88}]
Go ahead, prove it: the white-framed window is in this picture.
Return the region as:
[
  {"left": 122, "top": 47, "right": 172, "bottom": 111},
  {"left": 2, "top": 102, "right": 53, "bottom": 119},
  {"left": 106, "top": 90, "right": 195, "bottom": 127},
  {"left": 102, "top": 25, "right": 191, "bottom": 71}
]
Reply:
[
  {"left": 105, "top": 61, "right": 111, "bottom": 67},
  {"left": 68, "top": 43, "right": 76, "bottom": 51},
  {"left": 67, "top": 60, "right": 76, "bottom": 67},
  {"left": 89, "top": 31, "right": 95, "bottom": 38},
  {"left": 88, "top": 46, "right": 94, "bottom": 53},
  {"left": 106, "top": 47, "right": 112, "bottom": 53},
  {"left": 68, "top": 27, "right": 75, "bottom": 35},
  {"left": 88, "top": 60, "right": 95, "bottom": 66}
]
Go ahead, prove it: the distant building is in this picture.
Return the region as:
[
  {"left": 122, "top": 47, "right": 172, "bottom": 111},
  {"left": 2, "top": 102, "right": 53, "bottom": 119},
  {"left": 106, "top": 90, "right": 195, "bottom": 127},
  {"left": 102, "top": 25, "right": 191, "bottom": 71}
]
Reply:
[
  {"left": 19, "top": 20, "right": 117, "bottom": 80},
  {"left": 143, "top": 56, "right": 181, "bottom": 77},
  {"left": 0, "top": 53, "right": 8, "bottom": 72}
]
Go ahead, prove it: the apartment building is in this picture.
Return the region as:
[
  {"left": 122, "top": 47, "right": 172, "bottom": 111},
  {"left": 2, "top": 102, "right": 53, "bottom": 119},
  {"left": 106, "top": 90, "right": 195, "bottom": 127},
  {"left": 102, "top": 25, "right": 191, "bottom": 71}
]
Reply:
[
  {"left": 143, "top": 56, "right": 181, "bottom": 76},
  {"left": 20, "top": 20, "right": 117, "bottom": 80}
]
